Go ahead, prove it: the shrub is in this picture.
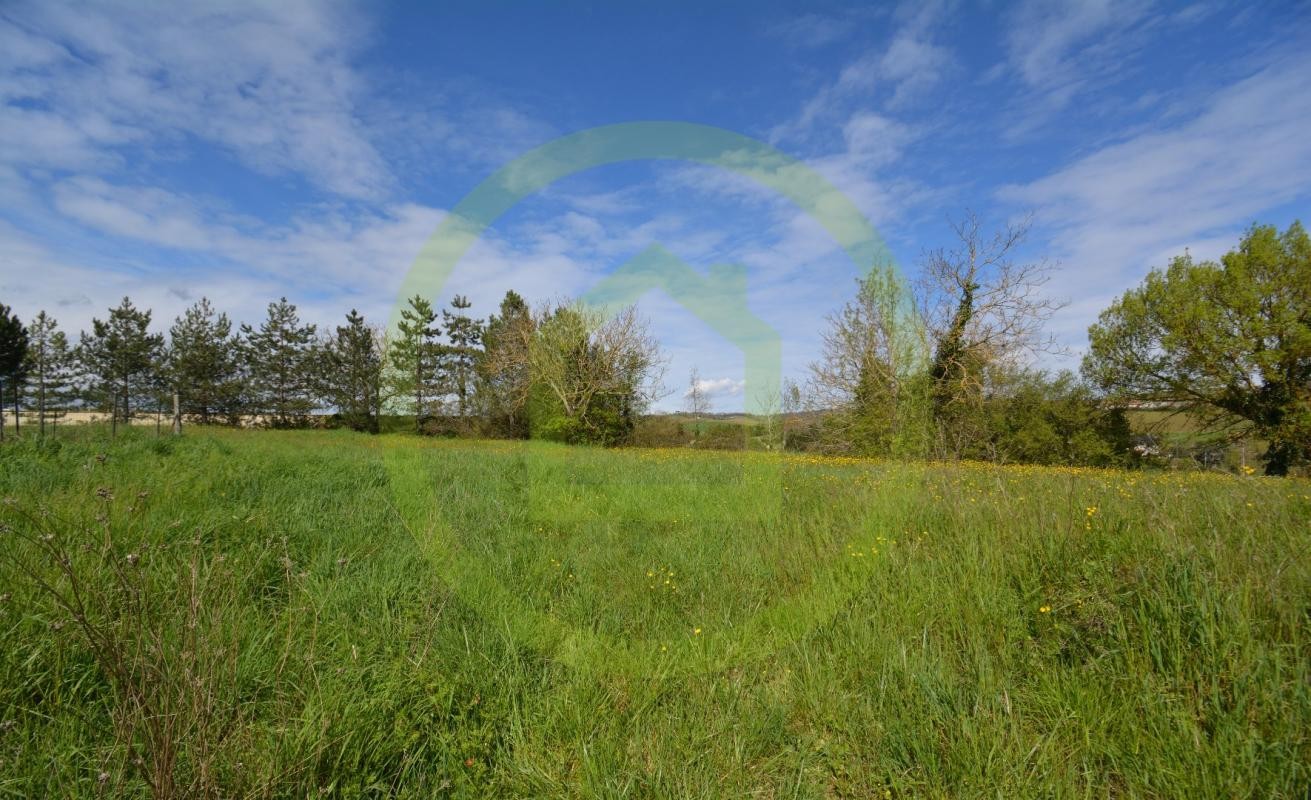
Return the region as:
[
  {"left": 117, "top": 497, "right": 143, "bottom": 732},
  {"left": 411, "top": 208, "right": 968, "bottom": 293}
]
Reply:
[
  {"left": 0, "top": 489, "right": 293, "bottom": 799},
  {"left": 627, "top": 416, "right": 689, "bottom": 449}
]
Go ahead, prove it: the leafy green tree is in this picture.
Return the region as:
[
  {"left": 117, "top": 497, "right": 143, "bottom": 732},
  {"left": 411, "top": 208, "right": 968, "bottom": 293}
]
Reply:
[
  {"left": 439, "top": 295, "right": 483, "bottom": 418},
  {"left": 325, "top": 309, "right": 385, "bottom": 433},
  {"left": 1084, "top": 222, "right": 1311, "bottom": 475},
  {"left": 239, "top": 298, "right": 318, "bottom": 428},
  {"left": 527, "top": 303, "right": 662, "bottom": 445},
  {"left": 78, "top": 297, "right": 164, "bottom": 435},
  {"left": 476, "top": 290, "right": 533, "bottom": 437},
  {"left": 169, "top": 298, "right": 242, "bottom": 424},
  {"left": 0, "top": 303, "right": 29, "bottom": 440},
  {"left": 20, "top": 311, "right": 75, "bottom": 436},
  {"left": 388, "top": 295, "right": 441, "bottom": 430},
  {"left": 808, "top": 264, "right": 931, "bottom": 456}
]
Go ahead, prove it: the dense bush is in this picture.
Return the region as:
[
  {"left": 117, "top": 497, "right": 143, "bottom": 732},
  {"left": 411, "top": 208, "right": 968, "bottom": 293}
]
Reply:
[
  {"left": 690, "top": 421, "right": 750, "bottom": 451},
  {"left": 626, "top": 416, "right": 689, "bottom": 449},
  {"left": 981, "top": 370, "right": 1134, "bottom": 467}
]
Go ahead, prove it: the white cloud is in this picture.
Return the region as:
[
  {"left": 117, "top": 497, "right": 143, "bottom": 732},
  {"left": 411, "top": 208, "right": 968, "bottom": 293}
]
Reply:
[
  {"left": 1000, "top": 54, "right": 1311, "bottom": 354},
  {"left": 1, "top": 1, "right": 393, "bottom": 199},
  {"left": 759, "top": 3, "right": 949, "bottom": 256},
  {"left": 0, "top": 218, "right": 284, "bottom": 338},
  {"left": 877, "top": 21, "right": 952, "bottom": 108},
  {"left": 52, "top": 178, "right": 226, "bottom": 251},
  {"left": 765, "top": 13, "right": 854, "bottom": 49},
  {"left": 771, "top": 2, "right": 951, "bottom": 146},
  {"left": 45, "top": 175, "right": 444, "bottom": 286},
  {"left": 1003, "top": 0, "right": 1154, "bottom": 105},
  {"left": 683, "top": 377, "right": 746, "bottom": 399},
  {"left": 992, "top": 0, "right": 1230, "bottom": 139}
]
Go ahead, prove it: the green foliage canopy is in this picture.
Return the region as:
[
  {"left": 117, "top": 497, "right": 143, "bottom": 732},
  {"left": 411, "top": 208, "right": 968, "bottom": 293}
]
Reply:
[{"left": 1084, "top": 222, "right": 1311, "bottom": 474}]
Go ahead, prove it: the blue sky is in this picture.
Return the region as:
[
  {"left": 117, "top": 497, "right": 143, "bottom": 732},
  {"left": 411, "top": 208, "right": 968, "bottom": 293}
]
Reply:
[{"left": 1, "top": 0, "right": 1308, "bottom": 410}]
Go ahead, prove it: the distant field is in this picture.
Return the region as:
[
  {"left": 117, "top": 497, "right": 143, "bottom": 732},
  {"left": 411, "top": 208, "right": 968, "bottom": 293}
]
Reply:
[{"left": 2, "top": 428, "right": 1308, "bottom": 797}]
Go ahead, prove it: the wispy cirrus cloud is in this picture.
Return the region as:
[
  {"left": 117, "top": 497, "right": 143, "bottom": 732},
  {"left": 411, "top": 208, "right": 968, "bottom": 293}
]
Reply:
[
  {"left": 1000, "top": 52, "right": 1311, "bottom": 352},
  {"left": 0, "top": 0, "right": 564, "bottom": 340},
  {"left": 764, "top": 13, "right": 854, "bottom": 50},
  {"left": 990, "top": 0, "right": 1242, "bottom": 139},
  {"left": 0, "top": 1, "right": 557, "bottom": 203},
  {"left": 1002, "top": 0, "right": 1156, "bottom": 108},
  {"left": 770, "top": 2, "right": 953, "bottom": 146},
  {"left": 1, "top": 1, "right": 393, "bottom": 199}
]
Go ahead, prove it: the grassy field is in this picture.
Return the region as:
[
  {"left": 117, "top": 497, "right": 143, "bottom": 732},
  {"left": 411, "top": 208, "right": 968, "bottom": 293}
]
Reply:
[{"left": 1, "top": 428, "right": 1308, "bottom": 798}]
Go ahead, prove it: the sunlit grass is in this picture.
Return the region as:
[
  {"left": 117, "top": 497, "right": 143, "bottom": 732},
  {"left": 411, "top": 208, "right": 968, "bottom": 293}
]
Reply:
[{"left": 2, "top": 427, "right": 1308, "bottom": 797}]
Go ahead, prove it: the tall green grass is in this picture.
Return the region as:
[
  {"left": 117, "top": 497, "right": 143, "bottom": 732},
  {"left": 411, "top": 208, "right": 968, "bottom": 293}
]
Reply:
[{"left": 1, "top": 428, "right": 1308, "bottom": 797}]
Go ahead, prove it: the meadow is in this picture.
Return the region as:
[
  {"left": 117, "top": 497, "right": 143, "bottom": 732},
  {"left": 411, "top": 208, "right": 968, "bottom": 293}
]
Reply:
[{"left": 1, "top": 428, "right": 1308, "bottom": 798}]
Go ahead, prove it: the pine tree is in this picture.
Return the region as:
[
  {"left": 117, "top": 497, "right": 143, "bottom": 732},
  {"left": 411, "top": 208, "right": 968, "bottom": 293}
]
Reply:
[
  {"left": 0, "top": 303, "right": 29, "bottom": 440},
  {"left": 326, "top": 309, "right": 384, "bottom": 433},
  {"left": 20, "top": 311, "right": 74, "bottom": 436},
  {"left": 169, "top": 298, "right": 241, "bottom": 424},
  {"left": 78, "top": 297, "right": 164, "bottom": 436},
  {"left": 389, "top": 294, "right": 441, "bottom": 431},
  {"left": 46, "top": 327, "right": 77, "bottom": 433},
  {"left": 239, "top": 298, "right": 318, "bottom": 428},
  {"left": 477, "top": 290, "right": 533, "bottom": 437},
  {"left": 439, "top": 295, "right": 483, "bottom": 418}
]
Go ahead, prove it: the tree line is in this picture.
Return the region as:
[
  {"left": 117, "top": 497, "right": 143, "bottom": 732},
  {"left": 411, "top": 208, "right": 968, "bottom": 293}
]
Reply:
[
  {"left": 0, "top": 291, "right": 662, "bottom": 444},
  {"left": 787, "top": 217, "right": 1309, "bottom": 475},
  {"left": 1, "top": 219, "right": 1306, "bottom": 473}
]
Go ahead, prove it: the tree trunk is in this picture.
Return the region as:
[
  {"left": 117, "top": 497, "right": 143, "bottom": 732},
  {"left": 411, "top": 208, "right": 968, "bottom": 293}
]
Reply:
[
  {"left": 172, "top": 390, "right": 182, "bottom": 435},
  {"left": 12, "top": 383, "right": 19, "bottom": 437},
  {"left": 0, "top": 379, "right": 5, "bottom": 442},
  {"left": 1264, "top": 439, "right": 1293, "bottom": 476},
  {"left": 416, "top": 362, "right": 423, "bottom": 433}
]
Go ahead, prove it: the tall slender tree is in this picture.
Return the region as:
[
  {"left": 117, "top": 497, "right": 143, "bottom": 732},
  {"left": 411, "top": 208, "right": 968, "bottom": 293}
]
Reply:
[
  {"left": 477, "top": 290, "right": 533, "bottom": 437},
  {"left": 47, "top": 328, "right": 77, "bottom": 434},
  {"left": 169, "top": 298, "right": 241, "bottom": 424},
  {"left": 326, "top": 309, "right": 385, "bottom": 433},
  {"left": 685, "top": 367, "right": 709, "bottom": 439},
  {"left": 20, "top": 311, "right": 72, "bottom": 436},
  {"left": 78, "top": 297, "right": 163, "bottom": 436},
  {"left": 439, "top": 295, "right": 483, "bottom": 418},
  {"left": 239, "top": 298, "right": 319, "bottom": 428},
  {"left": 388, "top": 295, "right": 441, "bottom": 430},
  {"left": 0, "top": 303, "right": 29, "bottom": 440}
]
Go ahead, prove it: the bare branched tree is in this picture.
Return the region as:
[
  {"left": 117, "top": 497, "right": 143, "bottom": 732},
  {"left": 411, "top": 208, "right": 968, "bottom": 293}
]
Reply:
[
  {"left": 918, "top": 212, "right": 1066, "bottom": 366},
  {"left": 918, "top": 211, "right": 1066, "bottom": 454},
  {"left": 752, "top": 380, "right": 794, "bottom": 451},
  {"left": 685, "top": 367, "right": 709, "bottom": 420}
]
